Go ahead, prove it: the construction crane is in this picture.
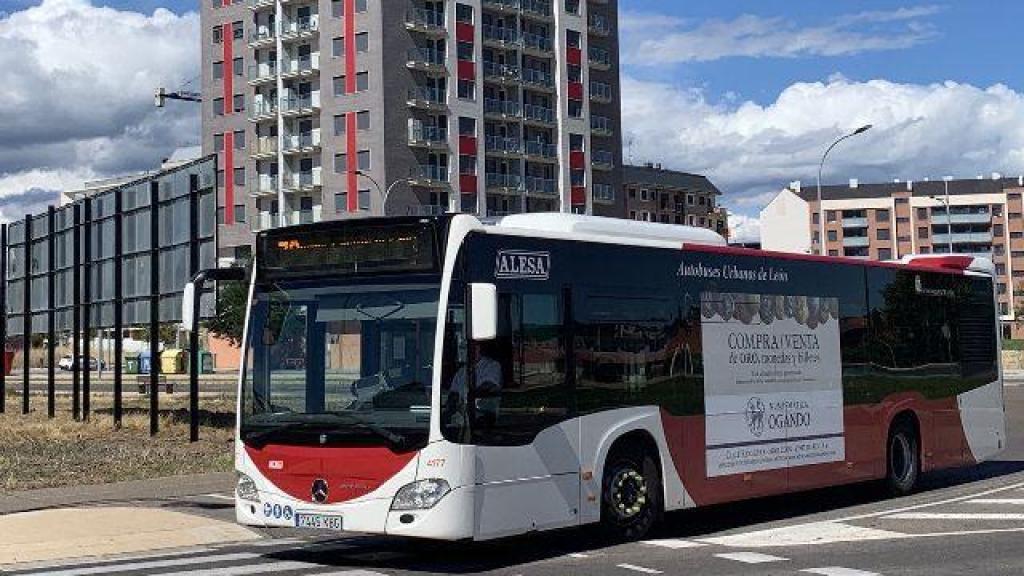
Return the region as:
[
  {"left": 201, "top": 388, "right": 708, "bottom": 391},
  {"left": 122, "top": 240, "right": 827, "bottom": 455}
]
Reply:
[{"left": 154, "top": 87, "right": 202, "bottom": 107}]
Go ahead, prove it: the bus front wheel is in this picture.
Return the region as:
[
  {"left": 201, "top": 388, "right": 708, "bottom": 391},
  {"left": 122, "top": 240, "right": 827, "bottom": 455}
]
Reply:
[
  {"left": 886, "top": 420, "right": 920, "bottom": 496},
  {"left": 600, "top": 447, "right": 662, "bottom": 540}
]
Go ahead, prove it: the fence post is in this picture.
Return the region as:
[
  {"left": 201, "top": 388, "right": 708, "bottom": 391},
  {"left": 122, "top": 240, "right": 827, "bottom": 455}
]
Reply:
[
  {"left": 149, "top": 182, "right": 160, "bottom": 436},
  {"left": 113, "top": 192, "right": 123, "bottom": 428},
  {"left": 82, "top": 198, "right": 92, "bottom": 420},
  {"left": 72, "top": 204, "right": 82, "bottom": 420},
  {"left": 46, "top": 206, "right": 55, "bottom": 419},
  {"left": 0, "top": 223, "right": 6, "bottom": 414},
  {"left": 188, "top": 181, "right": 201, "bottom": 442},
  {"left": 22, "top": 214, "right": 31, "bottom": 415}
]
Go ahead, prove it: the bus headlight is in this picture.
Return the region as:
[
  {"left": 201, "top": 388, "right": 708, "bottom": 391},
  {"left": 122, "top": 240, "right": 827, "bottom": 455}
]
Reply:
[
  {"left": 391, "top": 479, "right": 451, "bottom": 511},
  {"left": 236, "top": 473, "right": 260, "bottom": 503}
]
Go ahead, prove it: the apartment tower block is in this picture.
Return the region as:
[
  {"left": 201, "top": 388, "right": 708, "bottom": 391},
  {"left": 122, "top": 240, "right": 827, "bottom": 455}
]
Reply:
[{"left": 202, "top": 0, "right": 624, "bottom": 259}]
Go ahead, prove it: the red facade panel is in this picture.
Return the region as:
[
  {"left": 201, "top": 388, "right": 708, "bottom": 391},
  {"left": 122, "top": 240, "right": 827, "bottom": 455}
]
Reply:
[
  {"left": 566, "top": 46, "right": 582, "bottom": 65},
  {"left": 459, "top": 135, "right": 477, "bottom": 155},
  {"left": 570, "top": 150, "right": 585, "bottom": 169},
  {"left": 460, "top": 174, "right": 478, "bottom": 195},
  {"left": 457, "top": 60, "right": 476, "bottom": 81},
  {"left": 224, "top": 131, "right": 235, "bottom": 224},
  {"left": 571, "top": 186, "right": 586, "bottom": 205},
  {"left": 567, "top": 82, "right": 584, "bottom": 101},
  {"left": 456, "top": 22, "right": 474, "bottom": 43}
]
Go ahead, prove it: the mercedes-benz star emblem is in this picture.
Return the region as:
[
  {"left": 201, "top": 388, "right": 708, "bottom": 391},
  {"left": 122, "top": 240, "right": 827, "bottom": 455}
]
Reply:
[{"left": 311, "top": 478, "right": 329, "bottom": 503}]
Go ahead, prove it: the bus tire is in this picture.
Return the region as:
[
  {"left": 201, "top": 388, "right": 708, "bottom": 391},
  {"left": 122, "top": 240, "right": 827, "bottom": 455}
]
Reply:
[
  {"left": 886, "top": 420, "right": 920, "bottom": 496},
  {"left": 600, "top": 446, "right": 662, "bottom": 540}
]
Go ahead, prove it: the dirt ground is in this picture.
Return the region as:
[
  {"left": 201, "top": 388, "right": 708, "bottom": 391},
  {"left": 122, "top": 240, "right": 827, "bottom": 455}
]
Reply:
[{"left": 0, "top": 393, "right": 235, "bottom": 492}]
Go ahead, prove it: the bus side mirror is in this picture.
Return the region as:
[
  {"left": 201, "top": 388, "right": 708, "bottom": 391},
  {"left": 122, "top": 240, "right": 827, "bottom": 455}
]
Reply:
[
  {"left": 181, "top": 281, "right": 196, "bottom": 333},
  {"left": 470, "top": 283, "right": 498, "bottom": 341}
]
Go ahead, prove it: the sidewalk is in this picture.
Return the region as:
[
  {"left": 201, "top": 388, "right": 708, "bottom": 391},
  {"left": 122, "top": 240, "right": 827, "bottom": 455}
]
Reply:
[{"left": 0, "top": 472, "right": 260, "bottom": 566}]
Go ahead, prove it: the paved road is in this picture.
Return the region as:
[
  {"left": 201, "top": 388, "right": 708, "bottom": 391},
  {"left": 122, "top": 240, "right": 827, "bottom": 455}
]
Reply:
[{"left": 6, "top": 387, "right": 1024, "bottom": 576}]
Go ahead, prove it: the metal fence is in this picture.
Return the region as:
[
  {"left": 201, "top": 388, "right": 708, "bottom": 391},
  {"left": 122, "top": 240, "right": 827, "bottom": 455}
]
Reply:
[{"left": 1, "top": 156, "right": 218, "bottom": 435}]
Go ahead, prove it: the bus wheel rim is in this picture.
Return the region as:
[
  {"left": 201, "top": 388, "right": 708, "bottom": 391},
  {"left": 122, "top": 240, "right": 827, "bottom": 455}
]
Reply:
[{"left": 611, "top": 468, "right": 648, "bottom": 521}]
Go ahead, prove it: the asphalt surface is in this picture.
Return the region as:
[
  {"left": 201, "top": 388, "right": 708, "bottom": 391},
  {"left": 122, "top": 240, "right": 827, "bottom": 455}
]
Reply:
[{"left": 5, "top": 386, "right": 1024, "bottom": 576}]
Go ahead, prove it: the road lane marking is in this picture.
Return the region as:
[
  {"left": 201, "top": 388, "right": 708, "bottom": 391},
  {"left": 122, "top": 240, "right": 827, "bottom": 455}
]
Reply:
[
  {"left": 715, "top": 552, "right": 788, "bottom": 564},
  {"left": 641, "top": 538, "right": 706, "bottom": 549},
  {"left": 885, "top": 512, "right": 1024, "bottom": 521},
  {"left": 26, "top": 552, "right": 260, "bottom": 575},
  {"left": 242, "top": 538, "right": 308, "bottom": 548},
  {"left": 568, "top": 553, "right": 591, "bottom": 559},
  {"left": 149, "top": 560, "right": 321, "bottom": 576},
  {"left": 801, "top": 568, "right": 881, "bottom": 576},
  {"left": 201, "top": 493, "right": 236, "bottom": 502},
  {"left": 617, "top": 564, "right": 663, "bottom": 574},
  {"left": 312, "top": 572, "right": 390, "bottom": 576},
  {"left": 966, "top": 498, "right": 1024, "bottom": 505},
  {"left": 698, "top": 521, "right": 905, "bottom": 548},
  {"left": 836, "top": 480, "right": 1024, "bottom": 522}
]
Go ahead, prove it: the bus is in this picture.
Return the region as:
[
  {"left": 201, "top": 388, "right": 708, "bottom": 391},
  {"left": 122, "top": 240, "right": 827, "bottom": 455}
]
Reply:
[{"left": 223, "top": 213, "right": 1005, "bottom": 541}]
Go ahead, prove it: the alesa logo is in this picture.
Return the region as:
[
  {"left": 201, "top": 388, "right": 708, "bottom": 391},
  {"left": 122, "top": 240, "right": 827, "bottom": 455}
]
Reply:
[{"left": 495, "top": 250, "right": 551, "bottom": 280}]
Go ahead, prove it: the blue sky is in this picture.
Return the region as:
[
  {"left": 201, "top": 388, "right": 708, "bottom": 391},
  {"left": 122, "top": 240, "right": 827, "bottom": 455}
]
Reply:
[{"left": 2, "top": 0, "right": 1024, "bottom": 240}]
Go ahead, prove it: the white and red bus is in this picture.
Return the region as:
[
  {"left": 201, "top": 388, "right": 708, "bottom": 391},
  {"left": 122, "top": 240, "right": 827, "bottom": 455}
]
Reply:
[{"left": 228, "top": 213, "right": 1005, "bottom": 540}]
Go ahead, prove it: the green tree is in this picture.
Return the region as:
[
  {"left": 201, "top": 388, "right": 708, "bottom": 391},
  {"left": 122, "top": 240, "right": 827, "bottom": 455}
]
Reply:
[{"left": 204, "top": 261, "right": 251, "bottom": 347}]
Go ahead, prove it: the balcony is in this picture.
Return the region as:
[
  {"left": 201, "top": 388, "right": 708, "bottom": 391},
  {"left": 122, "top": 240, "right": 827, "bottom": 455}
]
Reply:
[
  {"left": 406, "top": 8, "right": 447, "bottom": 36},
  {"left": 588, "top": 14, "right": 612, "bottom": 36},
  {"left": 248, "top": 61, "right": 277, "bottom": 85},
  {"left": 521, "top": 0, "right": 553, "bottom": 19},
  {"left": 522, "top": 32, "right": 553, "bottom": 56},
  {"left": 482, "top": 0, "right": 519, "bottom": 12},
  {"left": 408, "top": 124, "right": 449, "bottom": 149},
  {"left": 589, "top": 46, "right": 611, "bottom": 69},
  {"left": 524, "top": 141, "right": 558, "bottom": 160},
  {"left": 593, "top": 183, "right": 615, "bottom": 204},
  {"left": 280, "top": 54, "right": 320, "bottom": 78},
  {"left": 280, "top": 16, "right": 319, "bottom": 42},
  {"left": 250, "top": 136, "right": 278, "bottom": 160},
  {"left": 932, "top": 231, "right": 994, "bottom": 244},
  {"left": 483, "top": 61, "right": 521, "bottom": 83},
  {"left": 281, "top": 93, "right": 319, "bottom": 116},
  {"left": 407, "top": 205, "right": 449, "bottom": 216},
  {"left": 407, "top": 86, "right": 447, "bottom": 109},
  {"left": 934, "top": 212, "right": 992, "bottom": 225},
  {"left": 485, "top": 135, "right": 523, "bottom": 156},
  {"left": 247, "top": 0, "right": 274, "bottom": 10},
  {"left": 523, "top": 104, "right": 555, "bottom": 125},
  {"left": 591, "top": 116, "right": 614, "bottom": 137},
  {"left": 484, "top": 98, "right": 521, "bottom": 119},
  {"left": 407, "top": 47, "right": 447, "bottom": 73},
  {"left": 522, "top": 68, "right": 555, "bottom": 90},
  {"left": 282, "top": 168, "right": 323, "bottom": 192},
  {"left": 253, "top": 206, "right": 324, "bottom": 232},
  {"left": 248, "top": 174, "right": 278, "bottom": 197},
  {"left": 248, "top": 98, "right": 278, "bottom": 122},
  {"left": 409, "top": 165, "right": 450, "bottom": 187},
  {"left": 282, "top": 130, "right": 322, "bottom": 154},
  {"left": 841, "top": 217, "right": 868, "bottom": 228},
  {"left": 590, "top": 82, "right": 613, "bottom": 103},
  {"left": 525, "top": 176, "right": 557, "bottom": 196},
  {"left": 841, "top": 236, "right": 870, "bottom": 248},
  {"left": 482, "top": 25, "right": 519, "bottom": 47},
  {"left": 592, "top": 150, "right": 614, "bottom": 170},
  {"left": 486, "top": 173, "right": 523, "bottom": 191}
]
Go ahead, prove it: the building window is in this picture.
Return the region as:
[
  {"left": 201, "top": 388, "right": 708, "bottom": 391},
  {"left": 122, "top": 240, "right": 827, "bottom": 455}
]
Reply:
[
  {"left": 216, "top": 206, "right": 225, "bottom": 225},
  {"left": 876, "top": 209, "right": 890, "bottom": 222},
  {"left": 333, "top": 37, "right": 343, "bottom": 58},
  {"left": 895, "top": 197, "right": 908, "bottom": 204},
  {"left": 459, "top": 117, "right": 476, "bottom": 136},
  {"left": 358, "top": 189, "right": 370, "bottom": 210},
  {"left": 995, "top": 245, "right": 1005, "bottom": 256},
  {"left": 212, "top": 61, "right": 223, "bottom": 80},
  {"left": 357, "top": 110, "right": 370, "bottom": 130},
  {"left": 232, "top": 21, "right": 243, "bottom": 40},
  {"left": 460, "top": 155, "right": 477, "bottom": 175},
  {"left": 355, "top": 32, "right": 369, "bottom": 52},
  {"left": 234, "top": 204, "right": 246, "bottom": 223},
  {"left": 457, "top": 41, "right": 474, "bottom": 61},
  {"left": 332, "top": 0, "right": 342, "bottom": 18},
  {"left": 334, "top": 154, "right": 347, "bottom": 173},
  {"left": 355, "top": 0, "right": 367, "bottom": 11},
  {"left": 335, "top": 192, "right": 347, "bottom": 212},
  {"left": 812, "top": 231, "right": 820, "bottom": 243},
  {"left": 917, "top": 207, "right": 928, "bottom": 219},
  {"left": 997, "top": 263, "right": 1007, "bottom": 275},
  {"left": 213, "top": 98, "right": 224, "bottom": 116},
  {"left": 878, "top": 248, "right": 893, "bottom": 261},
  {"left": 994, "top": 224, "right": 1004, "bottom": 237},
  {"left": 456, "top": 3, "right": 473, "bottom": 23},
  {"left": 334, "top": 114, "right": 346, "bottom": 136},
  {"left": 565, "top": 0, "right": 581, "bottom": 16},
  {"left": 213, "top": 133, "right": 224, "bottom": 152},
  {"left": 827, "top": 230, "right": 837, "bottom": 242},
  {"left": 212, "top": 25, "right": 223, "bottom": 43},
  {"left": 877, "top": 228, "right": 890, "bottom": 241},
  {"left": 917, "top": 226, "right": 928, "bottom": 239},
  {"left": 333, "top": 76, "right": 345, "bottom": 96},
  {"left": 458, "top": 79, "right": 475, "bottom": 100},
  {"left": 233, "top": 167, "right": 245, "bottom": 187},
  {"left": 568, "top": 99, "right": 582, "bottom": 118},
  {"left": 233, "top": 94, "right": 245, "bottom": 113},
  {"left": 993, "top": 204, "right": 1004, "bottom": 216},
  {"left": 355, "top": 71, "right": 369, "bottom": 91},
  {"left": 233, "top": 57, "right": 243, "bottom": 76},
  {"left": 828, "top": 250, "right": 839, "bottom": 257},
  {"left": 920, "top": 246, "right": 931, "bottom": 254},
  {"left": 812, "top": 212, "right": 820, "bottom": 224},
  {"left": 233, "top": 130, "right": 246, "bottom": 149},
  {"left": 826, "top": 210, "right": 836, "bottom": 222},
  {"left": 357, "top": 150, "right": 371, "bottom": 171}
]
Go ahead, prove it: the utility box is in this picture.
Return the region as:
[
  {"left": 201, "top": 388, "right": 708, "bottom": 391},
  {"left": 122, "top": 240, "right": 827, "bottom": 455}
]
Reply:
[
  {"left": 200, "top": 351, "right": 215, "bottom": 374},
  {"left": 139, "top": 350, "right": 154, "bottom": 374},
  {"left": 160, "top": 349, "right": 186, "bottom": 374},
  {"left": 124, "top": 354, "right": 140, "bottom": 374}
]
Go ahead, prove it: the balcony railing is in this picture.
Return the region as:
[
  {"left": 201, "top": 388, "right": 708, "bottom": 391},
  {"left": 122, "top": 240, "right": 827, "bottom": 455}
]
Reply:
[
  {"left": 523, "top": 104, "right": 554, "bottom": 124},
  {"left": 408, "top": 205, "right": 449, "bottom": 216},
  {"left": 482, "top": 25, "right": 519, "bottom": 45},
  {"left": 281, "top": 94, "right": 317, "bottom": 112},
  {"left": 523, "top": 32, "right": 553, "bottom": 52},
  {"left": 842, "top": 236, "right": 870, "bottom": 247},
  {"left": 280, "top": 54, "right": 319, "bottom": 75},
  {"left": 282, "top": 131, "right": 321, "bottom": 151},
  {"left": 483, "top": 61, "right": 521, "bottom": 80},
  {"left": 486, "top": 173, "right": 523, "bottom": 189},
  {"left": 932, "top": 231, "right": 994, "bottom": 244},
  {"left": 589, "top": 46, "right": 611, "bottom": 67},
  {"left": 248, "top": 62, "right": 277, "bottom": 82},
  {"left": 592, "top": 150, "right": 614, "bottom": 167},
  {"left": 594, "top": 183, "right": 615, "bottom": 202},
  {"left": 485, "top": 135, "right": 523, "bottom": 154},
  {"left": 406, "top": 8, "right": 446, "bottom": 32},
  {"left": 522, "top": 68, "right": 554, "bottom": 88},
  {"left": 281, "top": 16, "right": 319, "bottom": 37},
  {"left": 841, "top": 217, "right": 868, "bottom": 228},
  {"left": 590, "top": 82, "right": 613, "bottom": 101},
  {"left": 933, "top": 212, "right": 992, "bottom": 225},
  {"left": 249, "top": 27, "right": 275, "bottom": 44},
  {"left": 249, "top": 99, "right": 278, "bottom": 117},
  {"left": 525, "top": 176, "right": 557, "bottom": 195},
  {"left": 408, "top": 86, "right": 447, "bottom": 106},
  {"left": 521, "top": 0, "right": 553, "bottom": 18},
  {"left": 409, "top": 124, "right": 448, "bottom": 145},
  {"left": 591, "top": 116, "right": 613, "bottom": 135},
  {"left": 248, "top": 175, "right": 279, "bottom": 196},
  {"left": 482, "top": 0, "right": 519, "bottom": 10},
  {"left": 407, "top": 47, "right": 446, "bottom": 67},
  {"left": 251, "top": 136, "right": 278, "bottom": 157},
  {"left": 410, "top": 164, "right": 449, "bottom": 183},
  {"left": 525, "top": 141, "right": 557, "bottom": 158},
  {"left": 588, "top": 14, "right": 611, "bottom": 35},
  {"left": 484, "top": 98, "right": 521, "bottom": 117}
]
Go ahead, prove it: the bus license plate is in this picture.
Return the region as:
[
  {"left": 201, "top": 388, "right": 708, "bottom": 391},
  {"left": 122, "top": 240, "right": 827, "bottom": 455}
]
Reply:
[{"left": 295, "top": 513, "right": 344, "bottom": 531}]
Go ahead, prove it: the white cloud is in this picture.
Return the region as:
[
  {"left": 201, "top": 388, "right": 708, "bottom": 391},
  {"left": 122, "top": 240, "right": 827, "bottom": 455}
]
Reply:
[
  {"left": 623, "top": 75, "right": 1024, "bottom": 242},
  {"left": 727, "top": 213, "right": 761, "bottom": 244},
  {"left": 0, "top": 0, "right": 199, "bottom": 222},
  {"left": 621, "top": 6, "right": 941, "bottom": 65}
]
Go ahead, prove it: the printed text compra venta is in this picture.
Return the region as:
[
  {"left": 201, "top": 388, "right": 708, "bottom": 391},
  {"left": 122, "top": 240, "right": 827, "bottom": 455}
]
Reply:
[{"left": 727, "top": 333, "right": 821, "bottom": 351}]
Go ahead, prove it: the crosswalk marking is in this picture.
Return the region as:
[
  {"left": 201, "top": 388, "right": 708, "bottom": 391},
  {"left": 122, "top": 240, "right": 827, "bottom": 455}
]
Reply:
[
  {"left": 965, "top": 498, "right": 1024, "bottom": 505},
  {"left": 715, "top": 552, "right": 789, "bottom": 564},
  {"left": 885, "top": 512, "right": 1024, "bottom": 521},
  {"left": 201, "top": 493, "right": 236, "bottom": 502},
  {"left": 617, "top": 563, "right": 663, "bottom": 574},
  {"left": 149, "top": 560, "right": 320, "bottom": 576},
  {"left": 801, "top": 568, "right": 881, "bottom": 576},
  {"left": 25, "top": 552, "right": 260, "bottom": 576},
  {"left": 641, "top": 538, "right": 706, "bottom": 549}
]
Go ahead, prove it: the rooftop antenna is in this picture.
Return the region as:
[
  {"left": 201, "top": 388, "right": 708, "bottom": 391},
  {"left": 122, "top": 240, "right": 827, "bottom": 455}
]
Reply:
[{"left": 625, "top": 133, "right": 636, "bottom": 165}]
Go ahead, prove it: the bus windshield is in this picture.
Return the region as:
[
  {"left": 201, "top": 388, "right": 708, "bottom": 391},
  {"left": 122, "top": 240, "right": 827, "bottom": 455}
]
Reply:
[{"left": 240, "top": 277, "right": 440, "bottom": 450}]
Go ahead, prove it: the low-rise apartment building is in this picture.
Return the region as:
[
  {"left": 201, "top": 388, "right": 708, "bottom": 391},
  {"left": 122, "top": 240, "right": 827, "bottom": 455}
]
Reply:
[
  {"left": 622, "top": 163, "right": 729, "bottom": 239},
  {"left": 761, "top": 175, "right": 1024, "bottom": 333}
]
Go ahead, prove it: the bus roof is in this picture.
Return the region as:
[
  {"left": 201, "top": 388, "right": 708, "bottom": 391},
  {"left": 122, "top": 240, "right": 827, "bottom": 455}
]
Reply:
[{"left": 492, "top": 213, "right": 728, "bottom": 247}]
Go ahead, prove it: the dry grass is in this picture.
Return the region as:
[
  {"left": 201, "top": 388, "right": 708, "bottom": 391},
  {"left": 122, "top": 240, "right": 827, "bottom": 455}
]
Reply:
[{"left": 0, "top": 393, "right": 235, "bottom": 493}]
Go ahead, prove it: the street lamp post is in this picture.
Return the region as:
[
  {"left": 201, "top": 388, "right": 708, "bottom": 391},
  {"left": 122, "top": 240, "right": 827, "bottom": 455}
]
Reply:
[
  {"left": 817, "top": 124, "right": 873, "bottom": 255},
  {"left": 356, "top": 171, "right": 407, "bottom": 216}
]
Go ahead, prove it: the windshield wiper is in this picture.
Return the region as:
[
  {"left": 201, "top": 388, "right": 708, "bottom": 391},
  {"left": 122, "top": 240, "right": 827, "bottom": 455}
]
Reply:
[
  {"left": 242, "top": 420, "right": 324, "bottom": 447},
  {"left": 243, "top": 413, "right": 408, "bottom": 449},
  {"left": 322, "top": 412, "right": 408, "bottom": 448}
]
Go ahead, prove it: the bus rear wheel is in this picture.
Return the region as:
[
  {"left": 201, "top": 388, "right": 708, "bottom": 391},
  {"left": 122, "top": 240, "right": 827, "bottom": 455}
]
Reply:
[
  {"left": 886, "top": 420, "right": 920, "bottom": 496},
  {"left": 601, "top": 448, "right": 661, "bottom": 540}
]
